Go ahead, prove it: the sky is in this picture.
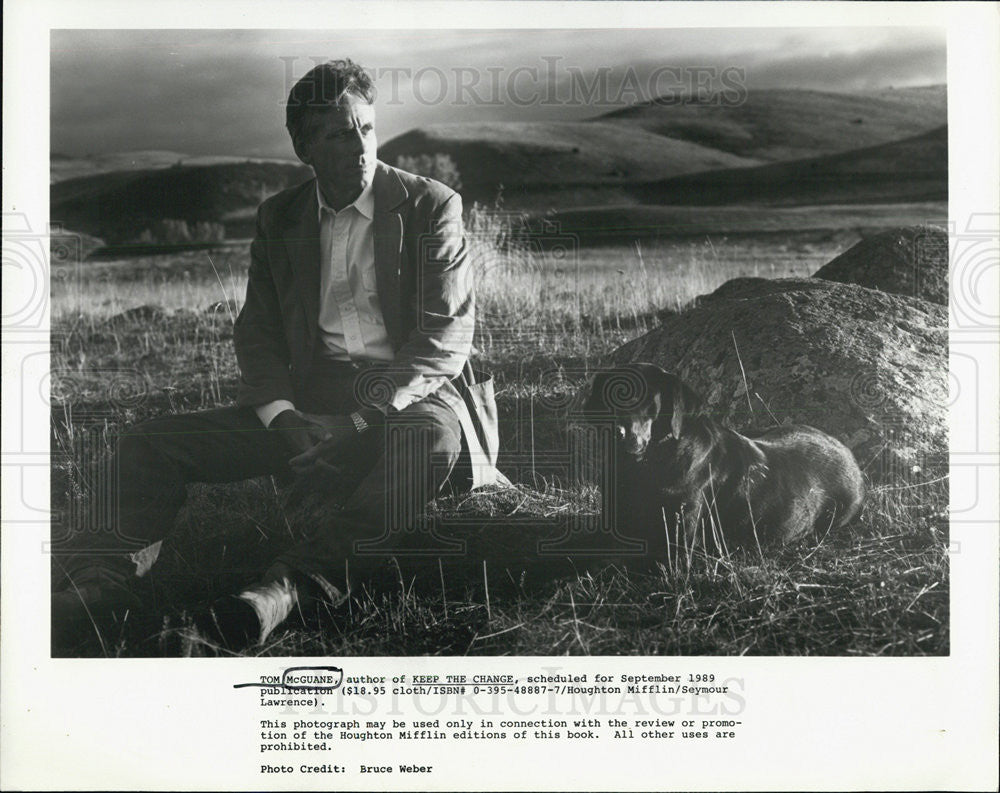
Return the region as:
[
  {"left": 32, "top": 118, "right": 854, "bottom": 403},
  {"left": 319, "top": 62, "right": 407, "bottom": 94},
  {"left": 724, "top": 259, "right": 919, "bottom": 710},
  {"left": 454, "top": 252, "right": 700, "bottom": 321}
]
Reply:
[{"left": 50, "top": 27, "right": 946, "bottom": 159}]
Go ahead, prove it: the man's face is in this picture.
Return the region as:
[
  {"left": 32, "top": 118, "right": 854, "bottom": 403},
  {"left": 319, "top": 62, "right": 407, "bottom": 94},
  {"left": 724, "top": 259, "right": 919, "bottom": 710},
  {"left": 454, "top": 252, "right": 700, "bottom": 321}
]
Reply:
[{"left": 295, "top": 92, "right": 377, "bottom": 208}]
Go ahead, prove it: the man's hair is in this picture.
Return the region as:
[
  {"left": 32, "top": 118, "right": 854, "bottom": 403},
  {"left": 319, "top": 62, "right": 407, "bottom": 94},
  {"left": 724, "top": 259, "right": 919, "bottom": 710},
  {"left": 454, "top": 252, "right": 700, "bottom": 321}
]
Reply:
[{"left": 285, "top": 59, "right": 376, "bottom": 148}]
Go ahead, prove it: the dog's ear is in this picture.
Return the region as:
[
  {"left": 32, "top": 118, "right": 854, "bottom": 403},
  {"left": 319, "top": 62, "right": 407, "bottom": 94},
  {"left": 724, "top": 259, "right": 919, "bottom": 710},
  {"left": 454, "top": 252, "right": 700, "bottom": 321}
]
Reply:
[{"left": 652, "top": 372, "right": 704, "bottom": 439}]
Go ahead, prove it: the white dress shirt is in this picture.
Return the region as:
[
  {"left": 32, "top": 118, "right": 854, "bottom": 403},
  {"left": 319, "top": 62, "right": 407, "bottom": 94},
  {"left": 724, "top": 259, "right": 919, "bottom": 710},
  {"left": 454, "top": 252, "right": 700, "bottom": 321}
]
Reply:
[
  {"left": 255, "top": 181, "right": 413, "bottom": 427},
  {"left": 314, "top": 180, "right": 394, "bottom": 363}
]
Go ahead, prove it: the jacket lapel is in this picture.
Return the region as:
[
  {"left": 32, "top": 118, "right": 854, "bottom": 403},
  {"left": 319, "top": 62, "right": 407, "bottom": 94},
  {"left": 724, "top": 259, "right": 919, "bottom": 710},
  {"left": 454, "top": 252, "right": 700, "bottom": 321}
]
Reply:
[
  {"left": 283, "top": 182, "right": 321, "bottom": 344},
  {"left": 373, "top": 162, "right": 408, "bottom": 348}
]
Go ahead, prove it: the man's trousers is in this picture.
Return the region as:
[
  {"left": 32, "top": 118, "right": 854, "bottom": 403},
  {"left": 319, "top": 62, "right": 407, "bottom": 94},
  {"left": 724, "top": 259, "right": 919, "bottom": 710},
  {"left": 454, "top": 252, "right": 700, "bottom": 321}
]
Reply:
[{"left": 52, "top": 361, "right": 464, "bottom": 600}]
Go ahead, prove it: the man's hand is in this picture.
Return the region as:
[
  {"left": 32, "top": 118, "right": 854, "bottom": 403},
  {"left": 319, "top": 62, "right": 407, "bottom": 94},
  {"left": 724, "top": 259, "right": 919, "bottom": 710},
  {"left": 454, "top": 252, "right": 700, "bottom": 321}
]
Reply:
[
  {"left": 286, "top": 413, "right": 357, "bottom": 474},
  {"left": 268, "top": 409, "right": 341, "bottom": 458},
  {"left": 287, "top": 408, "right": 384, "bottom": 474}
]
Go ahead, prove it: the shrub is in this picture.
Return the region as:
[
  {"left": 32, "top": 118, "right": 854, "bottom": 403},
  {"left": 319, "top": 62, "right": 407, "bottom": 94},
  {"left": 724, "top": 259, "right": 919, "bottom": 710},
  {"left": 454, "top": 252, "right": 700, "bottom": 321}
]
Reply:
[
  {"left": 136, "top": 219, "right": 225, "bottom": 245},
  {"left": 395, "top": 153, "right": 463, "bottom": 190}
]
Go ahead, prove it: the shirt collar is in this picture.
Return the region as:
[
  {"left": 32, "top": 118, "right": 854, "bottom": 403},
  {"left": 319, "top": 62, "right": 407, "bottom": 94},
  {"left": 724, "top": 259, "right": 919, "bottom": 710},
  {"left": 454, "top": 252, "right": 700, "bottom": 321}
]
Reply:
[{"left": 316, "top": 179, "right": 375, "bottom": 221}]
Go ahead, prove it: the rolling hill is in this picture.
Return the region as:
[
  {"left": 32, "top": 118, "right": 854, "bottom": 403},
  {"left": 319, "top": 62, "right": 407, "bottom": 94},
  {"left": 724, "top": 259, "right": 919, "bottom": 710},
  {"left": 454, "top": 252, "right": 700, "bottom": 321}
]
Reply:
[
  {"left": 51, "top": 160, "right": 312, "bottom": 244},
  {"left": 379, "top": 121, "right": 761, "bottom": 208},
  {"left": 597, "top": 85, "right": 946, "bottom": 161},
  {"left": 540, "top": 122, "right": 946, "bottom": 243},
  {"left": 51, "top": 151, "right": 190, "bottom": 183},
  {"left": 379, "top": 85, "right": 945, "bottom": 210},
  {"left": 631, "top": 125, "right": 946, "bottom": 207},
  {"left": 51, "top": 151, "right": 303, "bottom": 183}
]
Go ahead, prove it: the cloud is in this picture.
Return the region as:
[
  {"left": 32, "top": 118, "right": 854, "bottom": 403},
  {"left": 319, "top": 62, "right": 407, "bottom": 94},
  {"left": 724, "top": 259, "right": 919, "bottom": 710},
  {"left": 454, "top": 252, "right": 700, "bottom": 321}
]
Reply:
[
  {"left": 50, "top": 27, "right": 946, "bottom": 157},
  {"left": 732, "top": 38, "right": 947, "bottom": 91}
]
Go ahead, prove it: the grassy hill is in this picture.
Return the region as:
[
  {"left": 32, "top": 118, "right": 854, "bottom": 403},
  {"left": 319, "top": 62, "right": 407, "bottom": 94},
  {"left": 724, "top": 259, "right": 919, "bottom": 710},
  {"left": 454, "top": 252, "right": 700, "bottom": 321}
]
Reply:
[
  {"left": 598, "top": 85, "right": 946, "bottom": 161},
  {"left": 51, "top": 160, "right": 311, "bottom": 244},
  {"left": 631, "top": 125, "right": 946, "bottom": 207},
  {"left": 51, "top": 150, "right": 189, "bottom": 183},
  {"left": 380, "top": 86, "right": 945, "bottom": 210},
  {"left": 379, "top": 121, "right": 761, "bottom": 208},
  {"left": 51, "top": 151, "right": 302, "bottom": 183}
]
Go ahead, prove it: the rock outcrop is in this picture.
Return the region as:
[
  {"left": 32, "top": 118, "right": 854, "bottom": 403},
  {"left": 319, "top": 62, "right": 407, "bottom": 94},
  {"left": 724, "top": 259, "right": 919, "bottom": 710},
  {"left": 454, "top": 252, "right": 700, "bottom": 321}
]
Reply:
[
  {"left": 609, "top": 277, "right": 947, "bottom": 484},
  {"left": 813, "top": 225, "right": 948, "bottom": 306}
]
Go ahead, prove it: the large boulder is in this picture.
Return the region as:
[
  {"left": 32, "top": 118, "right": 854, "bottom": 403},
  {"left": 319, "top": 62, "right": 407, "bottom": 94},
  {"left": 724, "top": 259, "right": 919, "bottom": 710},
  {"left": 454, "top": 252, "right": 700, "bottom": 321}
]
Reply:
[
  {"left": 609, "top": 277, "right": 947, "bottom": 484},
  {"left": 813, "top": 225, "right": 948, "bottom": 305}
]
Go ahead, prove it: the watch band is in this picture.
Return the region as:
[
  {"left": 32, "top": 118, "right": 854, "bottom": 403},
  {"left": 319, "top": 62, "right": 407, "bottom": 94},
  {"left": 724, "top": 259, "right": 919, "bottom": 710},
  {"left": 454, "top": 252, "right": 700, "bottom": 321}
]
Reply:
[{"left": 350, "top": 411, "right": 370, "bottom": 433}]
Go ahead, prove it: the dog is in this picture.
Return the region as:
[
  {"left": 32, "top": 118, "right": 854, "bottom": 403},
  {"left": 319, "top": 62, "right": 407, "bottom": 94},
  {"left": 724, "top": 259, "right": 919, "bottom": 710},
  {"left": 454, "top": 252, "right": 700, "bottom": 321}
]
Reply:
[{"left": 580, "top": 362, "right": 865, "bottom": 557}]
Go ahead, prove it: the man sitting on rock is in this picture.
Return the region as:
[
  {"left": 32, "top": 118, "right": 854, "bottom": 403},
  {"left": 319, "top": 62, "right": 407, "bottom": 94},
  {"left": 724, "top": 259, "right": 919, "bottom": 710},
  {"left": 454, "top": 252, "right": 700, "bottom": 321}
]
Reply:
[{"left": 52, "top": 59, "right": 504, "bottom": 650}]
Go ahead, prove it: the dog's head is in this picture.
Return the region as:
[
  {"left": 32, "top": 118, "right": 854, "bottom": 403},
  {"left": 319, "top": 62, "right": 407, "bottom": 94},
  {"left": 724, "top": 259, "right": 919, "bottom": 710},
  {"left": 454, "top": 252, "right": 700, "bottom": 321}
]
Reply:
[{"left": 581, "top": 363, "right": 704, "bottom": 458}]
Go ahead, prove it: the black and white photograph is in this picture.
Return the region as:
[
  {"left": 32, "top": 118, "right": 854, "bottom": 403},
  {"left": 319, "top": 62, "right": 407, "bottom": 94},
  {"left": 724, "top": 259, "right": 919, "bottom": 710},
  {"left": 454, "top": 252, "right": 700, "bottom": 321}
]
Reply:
[
  {"left": 2, "top": 2, "right": 998, "bottom": 790},
  {"left": 46, "top": 25, "right": 952, "bottom": 658}
]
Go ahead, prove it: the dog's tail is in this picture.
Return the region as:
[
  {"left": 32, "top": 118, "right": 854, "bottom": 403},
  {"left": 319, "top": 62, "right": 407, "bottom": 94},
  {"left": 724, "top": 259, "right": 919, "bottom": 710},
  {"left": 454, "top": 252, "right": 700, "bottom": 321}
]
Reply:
[{"left": 831, "top": 462, "right": 866, "bottom": 530}]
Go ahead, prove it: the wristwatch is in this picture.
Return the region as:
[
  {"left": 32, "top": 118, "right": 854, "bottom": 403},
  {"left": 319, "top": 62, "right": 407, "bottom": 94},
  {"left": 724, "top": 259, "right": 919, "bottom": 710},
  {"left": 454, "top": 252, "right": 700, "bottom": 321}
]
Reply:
[{"left": 349, "top": 411, "right": 370, "bottom": 433}]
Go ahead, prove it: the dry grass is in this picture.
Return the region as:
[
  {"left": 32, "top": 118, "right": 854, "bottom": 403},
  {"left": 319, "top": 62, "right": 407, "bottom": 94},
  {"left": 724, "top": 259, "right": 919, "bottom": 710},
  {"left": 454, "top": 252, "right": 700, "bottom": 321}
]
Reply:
[{"left": 49, "top": 217, "right": 948, "bottom": 657}]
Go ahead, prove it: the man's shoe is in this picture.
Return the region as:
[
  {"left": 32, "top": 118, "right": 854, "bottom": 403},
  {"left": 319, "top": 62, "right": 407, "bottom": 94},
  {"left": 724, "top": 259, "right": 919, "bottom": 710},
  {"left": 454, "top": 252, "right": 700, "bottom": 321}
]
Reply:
[
  {"left": 192, "top": 564, "right": 349, "bottom": 652},
  {"left": 52, "top": 565, "right": 142, "bottom": 651},
  {"left": 195, "top": 574, "right": 304, "bottom": 651}
]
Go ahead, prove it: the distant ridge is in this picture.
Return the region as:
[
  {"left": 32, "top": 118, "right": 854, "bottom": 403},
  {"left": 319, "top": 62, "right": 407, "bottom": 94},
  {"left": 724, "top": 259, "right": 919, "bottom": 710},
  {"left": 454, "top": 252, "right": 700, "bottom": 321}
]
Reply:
[
  {"left": 380, "top": 85, "right": 945, "bottom": 210},
  {"left": 51, "top": 160, "right": 312, "bottom": 243},
  {"left": 632, "top": 125, "right": 946, "bottom": 206},
  {"left": 380, "top": 121, "right": 760, "bottom": 208},
  {"left": 597, "top": 85, "right": 946, "bottom": 161},
  {"left": 51, "top": 150, "right": 301, "bottom": 183}
]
